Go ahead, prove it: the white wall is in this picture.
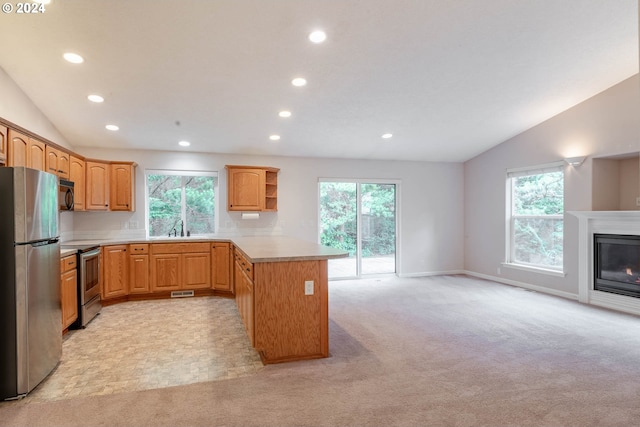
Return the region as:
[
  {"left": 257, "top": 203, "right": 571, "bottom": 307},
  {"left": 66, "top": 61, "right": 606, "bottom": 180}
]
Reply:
[
  {"left": 74, "top": 147, "right": 465, "bottom": 277},
  {"left": 0, "top": 67, "right": 72, "bottom": 150},
  {"left": 1, "top": 63, "right": 465, "bottom": 277},
  {"left": 464, "top": 74, "right": 640, "bottom": 296}
]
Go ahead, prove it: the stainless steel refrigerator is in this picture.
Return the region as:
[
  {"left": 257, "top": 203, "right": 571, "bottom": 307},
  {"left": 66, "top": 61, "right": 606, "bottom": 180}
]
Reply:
[{"left": 0, "top": 167, "right": 62, "bottom": 400}]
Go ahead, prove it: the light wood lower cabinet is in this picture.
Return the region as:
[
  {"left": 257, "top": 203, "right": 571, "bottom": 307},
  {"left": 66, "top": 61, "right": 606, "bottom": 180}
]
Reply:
[
  {"left": 60, "top": 255, "right": 78, "bottom": 331},
  {"left": 150, "top": 242, "right": 211, "bottom": 292},
  {"left": 231, "top": 246, "right": 330, "bottom": 364},
  {"left": 129, "top": 244, "right": 150, "bottom": 294},
  {"left": 100, "top": 241, "right": 231, "bottom": 301},
  {"left": 150, "top": 253, "right": 182, "bottom": 291},
  {"left": 234, "top": 250, "right": 254, "bottom": 346},
  {"left": 211, "top": 242, "right": 232, "bottom": 292},
  {"left": 102, "top": 245, "right": 128, "bottom": 299}
]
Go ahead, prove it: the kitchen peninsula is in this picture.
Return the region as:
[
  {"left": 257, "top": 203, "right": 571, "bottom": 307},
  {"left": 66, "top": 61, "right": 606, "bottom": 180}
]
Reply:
[{"left": 62, "top": 235, "right": 348, "bottom": 364}]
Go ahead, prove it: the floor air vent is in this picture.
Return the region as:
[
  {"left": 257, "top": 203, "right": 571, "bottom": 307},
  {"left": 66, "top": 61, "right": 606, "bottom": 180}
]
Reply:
[{"left": 171, "top": 290, "right": 195, "bottom": 298}]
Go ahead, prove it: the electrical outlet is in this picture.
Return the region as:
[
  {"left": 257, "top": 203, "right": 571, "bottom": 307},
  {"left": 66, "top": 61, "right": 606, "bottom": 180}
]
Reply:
[
  {"left": 304, "top": 280, "right": 314, "bottom": 295},
  {"left": 497, "top": 267, "right": 501, "bottom": 275},
  {"left": 636, "top": 197, "right": 640, "bottom": 207}
]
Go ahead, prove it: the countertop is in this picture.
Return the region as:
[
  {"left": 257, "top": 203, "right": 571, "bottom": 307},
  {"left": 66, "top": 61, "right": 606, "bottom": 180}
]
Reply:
[
  {"left": 229, "top": 236, "right": 348, "bottom": 262},
  {"left": 60, "top": 248, "right": 78, "bottom": 257},
  {"left": 60, "top": 236, "right": 348, "bottom": 263}
]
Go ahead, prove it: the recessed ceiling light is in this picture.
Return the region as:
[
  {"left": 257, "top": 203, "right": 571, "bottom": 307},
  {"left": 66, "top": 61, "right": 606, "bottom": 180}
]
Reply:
[
  {"left": 63, "top": 52, "right": 84, "bottom": 64},
  {"left": 291, "top": 78, "right": 307, "bottom": 87},
  {"left": 87, "top": 94, "right": 104, "bottom": 103},
  {"left": 309, "top": 30, "right": 327, "bottom": 44},
  {"left": 178, "top": 140, "right": 191, "bottom": 147},
  {"left": 105, "top": 124, "right": 119, "bottom": 131},
  {"left": 278, "top": 111, "right": 292, "bottom": 118},
  {"left": 269, "top": 135, "right": 281, "bottom": 141},
  {"left": 381, "top": 133, "right": 393, "bottom": 139}
]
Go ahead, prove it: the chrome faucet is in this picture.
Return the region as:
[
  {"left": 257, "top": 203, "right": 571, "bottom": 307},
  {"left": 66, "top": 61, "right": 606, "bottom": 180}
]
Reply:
[{"left": 180, "top": 220, "right": 184, "bottom": 237}]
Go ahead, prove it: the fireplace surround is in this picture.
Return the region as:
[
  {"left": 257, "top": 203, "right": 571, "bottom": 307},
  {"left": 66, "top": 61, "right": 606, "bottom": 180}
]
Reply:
[{"left": 571, "top": 211, "right": 640, "bottom": 316}]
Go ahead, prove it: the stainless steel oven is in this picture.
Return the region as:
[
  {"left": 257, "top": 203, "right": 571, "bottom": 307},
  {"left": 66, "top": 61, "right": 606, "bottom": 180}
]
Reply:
[
  {"left": 78, "top": 247, "right": 101, "bottom": 327},
  {"left": 61, "top": 244, "right": 102, "bottom": 328}
]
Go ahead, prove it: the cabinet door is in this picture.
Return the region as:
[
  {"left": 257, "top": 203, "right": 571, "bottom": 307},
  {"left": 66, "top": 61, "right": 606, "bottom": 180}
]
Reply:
[
  {"left": 86, "top": 161, "right": 110, "bottom": 210},
  {"left": 28, "top": 138, "right": 46, "bottom": 171},
  {"left": 129, "top": 254, "right": 150, "bottom": 294},
  {"left": 45, "top": 145, "right": 60, "bottom": 176},
  {"left": 8, "top": 129, "right": 28, "bottom": 167},
  {"left": 0, "top": 125, "right": 7, "bottom": 165},
  {"left": 241, "top": 268, "right": 254, "bottom": 346},
  {"left": 150, "top": 254, "right": 181, "bottom": 291},
  {"left": 69, "top": 156, "right": 85, "bottom": 211},
  {"left": 102, "top": 245, "right": 129, "bottom": 299},
  {"left": 58, "top": 151, "right": 70, "bottom": 179},
  {"left": 227, "top": 168, "right": 265, "bottom": 211},
  {"left": 110, "top": 163, "right": 135, "bottom": 211},
  {"left": 61, "top": 268, "right": 78, "bottom": 330},
  {"left": 211, "top": 242, "right": 232, "bottom": 292},
  {"left": 183, "top": 252, "right": 211, "bottom": 289}
]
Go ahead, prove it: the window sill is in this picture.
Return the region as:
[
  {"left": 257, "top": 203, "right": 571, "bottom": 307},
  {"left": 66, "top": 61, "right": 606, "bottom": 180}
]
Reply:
[{"left": 501, "top": 262, "right": 566, "bottom": 278}]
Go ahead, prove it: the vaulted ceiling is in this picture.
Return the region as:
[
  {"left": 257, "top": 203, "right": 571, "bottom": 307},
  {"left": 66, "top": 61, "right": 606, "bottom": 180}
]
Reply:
[{"left": 0, "top": 0, "right": 637, "bottom": 162}]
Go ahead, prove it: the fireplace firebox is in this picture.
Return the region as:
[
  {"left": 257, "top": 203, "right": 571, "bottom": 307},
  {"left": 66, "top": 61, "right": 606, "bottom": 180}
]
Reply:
[{"left": 594, "top": 234, "right": 640, "bottom": 298}]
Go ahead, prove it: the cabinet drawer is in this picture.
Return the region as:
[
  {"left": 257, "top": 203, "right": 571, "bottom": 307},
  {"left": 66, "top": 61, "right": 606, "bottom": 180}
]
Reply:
[
  {"left": 60, "top": 255, "right": 77, "bottom": 273},
  {"left": 151, "top": 242, "right": 210, "bottom": 254},
  {"left": 129, "top": 243, "right": 149, "bottom": 254},
  {"left": 234, "top": 250, "right": 253, "bottom": 280}
]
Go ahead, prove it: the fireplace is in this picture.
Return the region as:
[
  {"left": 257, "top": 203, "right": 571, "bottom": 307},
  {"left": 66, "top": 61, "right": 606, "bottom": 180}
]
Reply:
[
  {"left": 570, "top": 211, "right": 640, "bottom": 316},
  {"left": 594, "top": 234, "right": 640, "bottom": 298}
]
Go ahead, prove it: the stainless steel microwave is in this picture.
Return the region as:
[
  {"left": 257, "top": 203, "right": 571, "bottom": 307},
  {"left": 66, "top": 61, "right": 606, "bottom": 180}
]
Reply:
[{"left": 59, "top": 179, "right": 74, "bottom": 211}]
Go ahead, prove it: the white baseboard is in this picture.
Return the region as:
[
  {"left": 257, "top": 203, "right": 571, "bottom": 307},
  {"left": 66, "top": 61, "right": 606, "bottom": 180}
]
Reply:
[
  {"left": 462, "top": 270, "right": 578, "bottom": 301},
  {"left": 399, "top": 269, "right": 466, "bottom": 278}
]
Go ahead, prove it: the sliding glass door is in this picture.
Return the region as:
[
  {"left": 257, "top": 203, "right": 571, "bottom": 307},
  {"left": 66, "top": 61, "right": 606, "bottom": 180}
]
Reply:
[{"left": 319, "top": 181, "right": 397, "bottom": 279}]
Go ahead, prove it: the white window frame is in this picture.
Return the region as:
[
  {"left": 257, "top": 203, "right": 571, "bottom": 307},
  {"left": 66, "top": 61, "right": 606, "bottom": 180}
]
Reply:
[
  {"left": 145, "top": 169, "right": 218, "bottom": 238},
  {"left": 503, "top": 162, "right": 566, "bottom": 277}
]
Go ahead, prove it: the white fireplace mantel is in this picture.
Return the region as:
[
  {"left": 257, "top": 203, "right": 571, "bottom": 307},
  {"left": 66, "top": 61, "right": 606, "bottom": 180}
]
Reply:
[{"left": 569, "top": 211, "right": 640, "bottom": 316}]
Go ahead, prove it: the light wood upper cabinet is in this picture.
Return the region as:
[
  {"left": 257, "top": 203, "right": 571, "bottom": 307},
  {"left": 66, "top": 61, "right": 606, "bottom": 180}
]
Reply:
[
  {"left": 8, "top": 129, "right": 28, "bottom": 167},
  {"left": 45, "top": 145, "right": 70, "bottom": 179},
  {"left": 28, "top": 138, "right": 46, "bottom": 171},
  {"left": 102, "top": 245, "right": 129, "bottom": 299},
  {"left": 110, "top": 163, "right": 135, "bottom": 211},
  {"left": 226, "top": 165, "right": 279, "bottom": 211},
  {"left": 86, "top": 161, "right": 110, "bottom": 210},
  {"left": 69, "top": 156, "right": 85, "bottom": 211},
  {"left": 0, "top": 125, "right": 7, "bottom": 165}
]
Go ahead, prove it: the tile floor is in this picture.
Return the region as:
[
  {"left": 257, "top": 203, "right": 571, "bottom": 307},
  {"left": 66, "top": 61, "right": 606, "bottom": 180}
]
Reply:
[{"left": 24, "top": 296, "right": 263, "bottom": 403}]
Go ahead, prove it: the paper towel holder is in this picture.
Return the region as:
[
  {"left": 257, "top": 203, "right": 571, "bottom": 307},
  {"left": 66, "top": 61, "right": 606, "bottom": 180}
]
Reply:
[{"left": 241, "top": 212, "right": 260, "bottom": 220}]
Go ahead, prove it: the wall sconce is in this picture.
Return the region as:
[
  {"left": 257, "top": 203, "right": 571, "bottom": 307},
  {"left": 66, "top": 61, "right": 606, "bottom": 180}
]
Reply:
[{"left": 564, "top": 156, "right": 586, "bottom": 167}]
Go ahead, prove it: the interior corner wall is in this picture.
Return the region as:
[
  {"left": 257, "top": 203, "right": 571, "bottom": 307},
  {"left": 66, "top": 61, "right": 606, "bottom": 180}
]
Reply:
[
  {"left": 0, "top": 66, "right": 72, "bottom": 150},
  {"left": 74, "top": 147, "right": 465, "bottom": 277},
  {"left": 463, "top": 74, "right": 640, "bottom": 296}
]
